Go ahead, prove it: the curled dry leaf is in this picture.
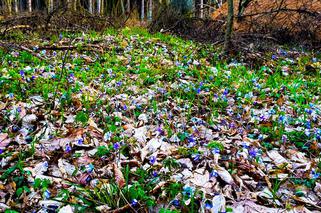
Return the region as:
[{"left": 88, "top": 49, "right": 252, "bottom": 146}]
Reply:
[{"left": 113, "top": 163, "right": 125, "bottom": 188}]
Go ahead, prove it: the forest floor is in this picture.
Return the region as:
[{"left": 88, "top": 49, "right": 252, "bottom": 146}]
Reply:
[{"left": 0, "top": 28, "right": 321, "bottom": 213}]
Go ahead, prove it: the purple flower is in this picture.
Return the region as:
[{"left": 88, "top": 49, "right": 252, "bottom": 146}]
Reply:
[
  {"left": 116, "top": 81, "right": 122, "bottom": 87},
  {"left": 19, "top": 70, "right": 25, "bottom": 77},
  {"left": 113, "top": 142, "right": 121, "bottom": 150},
  {"left": 272, "top": 55, "right": 277, "bottom": 60},
  {"left": 0, "top": 149, "right": 3, "bottom": 154},
  {"left": 122, "top": 105, "right": 128, "bottom": 111},
  {"left": 223, "top": 88, "right": 229, "bottom": 95},
  {"left": 282, "top": 135, "right": 287, "bottom": 143},
  {"left": 248, "top": 148, "right": 257, "bottom": 158},
  {"left": 65, "top": 144, "right": 72, "bottom": 153},
  {"left": 152, "top": 171, "right": 158, "bottom": 177},
  {"left": 149, "top": 156, "right": 156, "bottom": 165},
  {"left": 77, "top": 138, "right": 84, "bottom": 145}
]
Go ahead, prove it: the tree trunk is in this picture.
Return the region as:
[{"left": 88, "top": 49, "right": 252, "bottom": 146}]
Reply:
[
  {"left": 224, "top": 0, "right": 234, "bottom": 53},
  {"left": 147, "top": 0, "right": 152, "bottom": 22},
  {"left": 48, "top": 0, "right": 53, "bottom": 13},
  {"left": 88, "top": 0, "right": 93, "bottom": 14},
  {"left": 97, "top": 0, "right": 101, "bottom": 14},
  {"left": 5, "top": 0, "right": 12, "bottom": 16},
  {"left": 141, "top": 0, "right": 144, "bottom": 21},
  {"left": 200, "top": 0, "right": 204, "bottom": 18},
  {"left": 127, "top": 0, "right": 130, "bottom": 13},
  {"left": 14, "top": 0, "right": 18, "bottom": 13},
  {"left": 28, "top": 0, "right": 32, "bottom": 13},
  {"left": 120, "top": 0, "right": 125, "bottom": 15}
]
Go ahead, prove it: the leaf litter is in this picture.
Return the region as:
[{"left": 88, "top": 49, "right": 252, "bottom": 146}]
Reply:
[{"left": 0, "top": 28, "right": 321, "bottom": 212}]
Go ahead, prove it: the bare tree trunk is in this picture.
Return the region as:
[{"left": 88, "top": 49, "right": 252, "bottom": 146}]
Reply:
[
  {"left": 147, "top": 0, "right": 152, "bottom": 21},
  {"left": 141, "top": 0, "right": 144, "bottom": 21},
  {"left": 88, "top": 0, "right": 93, "bottom": 14},
  {"left": 101, "top": 0, "right": 104, "bottom": 14},
  {"left": 127, "top": 0, "right": 130, "bottom": 13},
  {"left": 120, "top": 0, "right": 125, "bottom": 15},
  {"left": 5, "top": 0, "right": 12, "bottom": 16},
  {"left": 97, "top": 0, "right": 101, "bottom": 14},
  {"left": 48, "top": 0, "right": 53, "bottom": 13},
  {"left": 200, "top": 0, "right": 204, "bottom": 18},
  {"left": 14, "top": 0, "right": 18, "bottom": 13},
  {"left": 28, "top": 0, "right": 32, "bottom": 13},
  {"left": 224, "top": 0, "right": 234, "bottom": 53}
]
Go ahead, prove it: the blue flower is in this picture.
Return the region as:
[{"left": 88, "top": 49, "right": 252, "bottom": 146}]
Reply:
[
  {"left": 272, "top": 55, "right": 277, "bottom": 60},
  {"left": 210, "top": 170, "right": 218, "bottom": 178},
  {"left": 8, "top": 93, "right": 14, "bottom": 99},
  {"left": 77, "top": 138, "right": 84, "bottom": 145},
  {"left": 86, "top": 164, "right": 95, "bottom": 173},
  {"left": 131, "top": 199, "right": 138, "bottom": 207},
  {"left": 152, "top": 171, "right": 158, "bottom": 177},
  {"left": 223, "top": 88, "right": 229, "bottom": 95},
  {"left": 19, "top": 70, "right": 25, "bottom": 77},
  {"left": 212, "top": 148, "right": 220, "bottom": 154},
  {"left": 192, "top": 153, "right": 201, "bottom": 161},
  {"left": 306, "top": 121, "right": 311, "bottom": 129},
  {"left": 65, "top": 144, "right": 72, "bottom": 153},
  {"left": 205, "top": 200, "right": 213, "bottom": 209},
  {"left": 116, "top": 81, "right": 122, "bottom": 87},
  {"left": 182, "top": 186, "right": 194, "bottom": 198},
  {"left": 113, "top": 142, "right": 121, "bottom": 150},
  {"left": 122, "top": 105, "right": 128, "bottom": 111},
  {"left": 172, "top": 199, "right": 180, "bottom": 207},
  {"left": 196, "top": 87, "right": 201, "bottom": 94},
  {"left": 258, "top": 134, "right": 264, "bottom": 141},
  {"left": 43, "top": 189, "right": 51, "bottom": 199},
  {"left": 0, "top": 149, "right": 3, "bottom": 154},
  {"left": 149, "top": 156, "right": 156, "bottom": 165},
  {"left": 248, "top": 148, "right": 257, "bottom": 158},
  {"left": 282, "top": 135, "right": 287, "bottom": 143},
  {"left": 305, "top": 108, "right": 313, "bottom": 115}
]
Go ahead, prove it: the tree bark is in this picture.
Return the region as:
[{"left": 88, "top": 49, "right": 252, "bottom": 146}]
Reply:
[
  {"left": 14, "top": 0, "right": 18, "bottom": 13},
  {"left": 127, "top": 0, "right": 130, "bottom": 13},
  {"left": 224, "top": 0, "right": 234, "bottom": 53},
  {"left": 141, "top": 0, "right": 145, "bottom": 21},
  {"left": 28, "top": 0, "right": 32, "bottom": 13},
  {"left": 97, "top": 0, "right": 101, "bottom": 14},
  {"left": 147, "top": 0, "right": 152, "bottom": 22},
  {"left": 200, "top": 0, "right": 204, "bottom": 18},
  {"left": 5, "top": 0, "right": 12, "bottom": 16},
  {"left": 88, "top": 0, "right": 93, "bottom": 14}
]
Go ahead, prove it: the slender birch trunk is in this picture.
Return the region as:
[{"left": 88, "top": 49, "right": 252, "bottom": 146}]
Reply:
[
  {"left": 14, "top": 0, "right": 18, "bottom": 13},
  {"left": 200, "top": 0, "right": 204, "bottom": 18},
  {"left": 147, "top": 0, "right": 152, "bottom": 22},
  {"left": 120, "top": 0, "right": 125, "bottom": 15},
  {"left": 141, "top": 0, "right": 144, "bottom": 21},
  {"left": 127, "top": 0, "right": 130, "bottom": 13},
  {"left": 28, "top": 0, "right": 32, "bottom": 13},
  {"left": 88, "top": 0, "right": 93, "bottom": 14},
  {"left": 96, "top": 0, "right": 101, "bottom": 14}
]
